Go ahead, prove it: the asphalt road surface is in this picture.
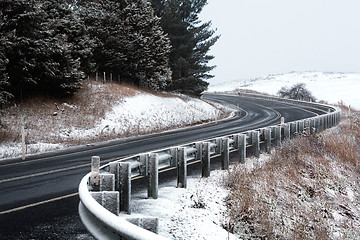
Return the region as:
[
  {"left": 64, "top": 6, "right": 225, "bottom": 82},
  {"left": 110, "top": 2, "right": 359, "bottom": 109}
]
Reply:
[{"left": 0, "top": 94, "right": 324, "bottom": 239}]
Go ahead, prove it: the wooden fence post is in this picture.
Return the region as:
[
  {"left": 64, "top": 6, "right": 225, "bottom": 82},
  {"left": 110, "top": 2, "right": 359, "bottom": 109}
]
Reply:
[{"left": 90, "top": 156, "right": 100, "bottom": 191}]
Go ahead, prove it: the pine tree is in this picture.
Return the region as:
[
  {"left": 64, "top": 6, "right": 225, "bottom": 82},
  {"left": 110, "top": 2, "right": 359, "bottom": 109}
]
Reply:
[
  {"left": 0, "top": 36, "right": 11, "bottom": 105},
  {"left": 150, "top": 0, "right": 219, "bottom": 96},
  {"left": 78, "top": 0, "right": 172, "bottom": 91},
  {"left": 0, "top": 0, "right": 89, "bottom": 99}
]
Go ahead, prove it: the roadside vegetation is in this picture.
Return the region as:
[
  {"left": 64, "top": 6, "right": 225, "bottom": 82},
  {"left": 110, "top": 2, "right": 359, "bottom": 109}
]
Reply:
[
  {"left": 0, "top": 80, "right": 229, "bottom": 158},
  {"left": 225, "top": 105, "right": 360, "bottom": 239}
]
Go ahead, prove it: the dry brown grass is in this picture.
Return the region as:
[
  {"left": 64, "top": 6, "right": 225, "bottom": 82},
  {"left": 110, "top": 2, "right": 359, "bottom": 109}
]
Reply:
[
  {"left": 0, "top": 80, "right": 138, "bottom": 147},
  {"left": 225, "top": 109, "right": 360, "bottom": 239},
  {"left": 0, "top": 80, "right": 230, "bottom": 158}
]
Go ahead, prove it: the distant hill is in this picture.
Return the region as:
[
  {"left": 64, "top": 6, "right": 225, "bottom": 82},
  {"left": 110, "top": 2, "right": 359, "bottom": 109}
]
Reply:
[{"left": 208, "top": 72, "right": 360, "bottom": 110}]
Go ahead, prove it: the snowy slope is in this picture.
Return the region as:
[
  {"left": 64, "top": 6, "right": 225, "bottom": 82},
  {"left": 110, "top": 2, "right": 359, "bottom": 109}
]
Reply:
[
  {"left": 0, "top": 93, "right": 230, "bottom": 159},
  {"left": 208, "top": 72, "right": 360, "bottom": 110},
  {"left": 62, "top": 93, "right": 226, "bottom": 140}
]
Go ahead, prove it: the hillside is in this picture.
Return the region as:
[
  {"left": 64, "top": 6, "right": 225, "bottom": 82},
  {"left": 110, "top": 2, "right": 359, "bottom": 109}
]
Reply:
[
  {"left": 0, "top": 81, "right": 230, "bottom": 159},
  {"left": 208, "top": 72, "right": 360, "bottom": 110}
]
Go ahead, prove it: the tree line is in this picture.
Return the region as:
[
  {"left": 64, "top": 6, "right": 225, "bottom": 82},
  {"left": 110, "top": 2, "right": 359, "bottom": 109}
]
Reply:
[{"left": 0, "top": 0, "right": 218, "bottom": 104}]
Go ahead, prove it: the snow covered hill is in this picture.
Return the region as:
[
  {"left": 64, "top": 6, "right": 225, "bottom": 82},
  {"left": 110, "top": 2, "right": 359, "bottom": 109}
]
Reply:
[{"left": 208, "top": 72, "right": 360, "bottom": 110}]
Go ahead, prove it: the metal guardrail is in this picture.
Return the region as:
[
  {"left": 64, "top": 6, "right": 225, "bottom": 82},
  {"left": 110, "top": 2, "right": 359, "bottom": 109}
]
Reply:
[{"left": 78, "top": 93, "right": 341, "bottom": 240}]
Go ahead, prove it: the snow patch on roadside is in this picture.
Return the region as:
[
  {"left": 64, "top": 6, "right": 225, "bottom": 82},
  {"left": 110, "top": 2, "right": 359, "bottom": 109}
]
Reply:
[
  {"left": 66, "top": 93, "right": 226, "bottom": 140},
  {"left": 132, "top": 173, "right": 238, "bottom": 240}
]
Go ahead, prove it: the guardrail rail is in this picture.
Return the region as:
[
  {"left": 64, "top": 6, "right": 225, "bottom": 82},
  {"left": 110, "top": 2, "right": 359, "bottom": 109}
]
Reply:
[{"left": 78, "top": 93, "right": 341, "bottom": 240}]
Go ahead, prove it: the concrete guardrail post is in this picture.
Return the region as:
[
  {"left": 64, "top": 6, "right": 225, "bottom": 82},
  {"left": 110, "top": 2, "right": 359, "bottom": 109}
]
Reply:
[
  {"left": 334, "top": 113, "right": 337, "bottom": 125},
  {"left": 148, "top": 153, "right": 159, "bottom": 199},
  {"left": 284, "top": 123, "right": 290, "bottom": 139},
  {"left": 90, "top": 156, "right": 100, "bottom": 191},
  {"left": 238, "top": 134, "right": 246, "bottom": 164},
  {"left": 177, "top": 147, "right": 187, "bottom": 188},
  {"left": 119, "top": 162, "right": 131, "bottom": 214},
  {"left": 305, "top": 119, "right": 311, "bottom": 135},
  {"left": 252, "top": 131, "right": 260, "bottom": 158},
  {"left": 140, "top": 154, "right": 149, "bottom": 176},
  {"left": 126, "top": 217, "right": 159, "bottom": 234},
  {"left": 317, "top": 117, "right": 322, "bottom": 132},
  {"left": 264, "top": 127, "right": 272, "bottom": 153},
  {"left": 315, "top": 117, "right": 320, "bottom": 133},
  {"left": 195, "top": 142, "right": 203, "bottom": 160},
  {"left": 216, "top": 138, "right": 223, "bottom": 155},
  {"left": 221, "top": 138, "right": 230, "bottom": 170},
  {"left": 290, "top": 122, "right": 296, "bottom": 138},
  {"left": 275, "top": 125, "right": 281, "bottom": 146},
  {"left": 170, "top": 147, "right": 178, "bottom": 167},
  {"left": 201, "top": 142, "right": 211, "bottom": 178},
  {"left": 320, "top": 116, "right": 325, "bottom": 132},
  {"left": 91, "top": 191, "right": 119, "bottom": 216},
  {"left": 100, "top": 173, "right": 115, "bottom": 191},
  {"left": 232, "top": 134, "right": 239, "bottom": 149},
  {"left": 309, "top": 119, "right": 315, "bottom": 134},
  {"left": 299, "top": 121, "right": 305, "bottom": 134}
]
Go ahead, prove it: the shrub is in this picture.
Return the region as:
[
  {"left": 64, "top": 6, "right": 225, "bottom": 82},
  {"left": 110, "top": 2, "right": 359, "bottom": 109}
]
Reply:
[{"left": 278, "top": 83, "right": 316, "bottom": 102}]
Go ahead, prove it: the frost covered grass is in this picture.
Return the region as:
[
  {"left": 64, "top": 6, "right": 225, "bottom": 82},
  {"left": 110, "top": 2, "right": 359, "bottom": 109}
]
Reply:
[
  {"left": 0, "top": 81, "right": 230, "bottom": 159},
  {"left": 225, "top": 107, "right": 360, "bottom": 239}
]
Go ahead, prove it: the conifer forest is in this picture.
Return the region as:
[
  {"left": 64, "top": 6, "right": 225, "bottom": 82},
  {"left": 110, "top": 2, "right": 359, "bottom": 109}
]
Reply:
[{"left": 0, "top": 0, "right": 218, "bottom": 104}]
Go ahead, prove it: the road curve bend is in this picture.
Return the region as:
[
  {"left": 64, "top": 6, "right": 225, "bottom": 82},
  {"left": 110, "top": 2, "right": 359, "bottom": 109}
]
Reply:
[{"left": 0, "top": 93, "right": 325, "bottom": 238}]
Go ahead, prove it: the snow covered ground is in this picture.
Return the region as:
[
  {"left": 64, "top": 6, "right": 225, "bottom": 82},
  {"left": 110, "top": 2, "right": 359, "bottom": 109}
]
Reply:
[
  {"left": 0, "top": 91, "right": 230, "bottom": 159},
  {"left": 208, "top": 72, "right": 360, "bottom": 110},
  {"left": 64, "top": 93, "right": 226, "bottom": 140},
  {"left": 132, "top": 171, "right": 238, "bottom": 240}
]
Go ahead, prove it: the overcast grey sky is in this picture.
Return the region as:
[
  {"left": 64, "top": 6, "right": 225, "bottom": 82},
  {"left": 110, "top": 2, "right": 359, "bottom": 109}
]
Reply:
[{"left": 200, "top": 0, "right": 360, "bottom": 84}]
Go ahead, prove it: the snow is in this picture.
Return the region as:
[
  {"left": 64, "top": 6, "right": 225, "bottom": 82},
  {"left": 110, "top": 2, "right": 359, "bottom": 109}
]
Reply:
[
  {"left": 132, "top": 173, "right": 238, "bottom": 240},
  {"left": 0, "top": 92, "right": 229, "bottom": 159},
  {"left": 131, "top": 154, "right": 273, "bottom": 239},
  {"left": 67, "top": 94, "right": 225, "bottom": 140},
  {"left": 208, "top": 71, "right": 360, "bottom": 110},
  {"left": 0, "top": 142, "right": 63, "bottom": 159}
]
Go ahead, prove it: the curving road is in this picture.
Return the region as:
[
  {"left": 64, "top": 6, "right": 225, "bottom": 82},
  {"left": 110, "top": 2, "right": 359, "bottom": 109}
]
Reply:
[{"left": 0, "top": 94, "right": 325, "bottom": 238}]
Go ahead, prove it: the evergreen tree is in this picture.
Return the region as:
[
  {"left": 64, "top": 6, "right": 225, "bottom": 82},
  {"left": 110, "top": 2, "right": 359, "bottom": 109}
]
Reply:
[
  {"left": 79, "top": 0, "right": 172, "bottom": 91},
  {"left": 150, "top": 0, "right": 219, "bottom": 96},
  {"left": 0, "top": 36, "right": 11, "bottom": 105},
  {"left": 0, "top": 0, "right": 90, "bottom": 98}
]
